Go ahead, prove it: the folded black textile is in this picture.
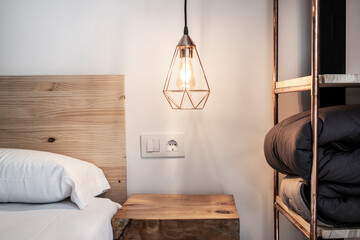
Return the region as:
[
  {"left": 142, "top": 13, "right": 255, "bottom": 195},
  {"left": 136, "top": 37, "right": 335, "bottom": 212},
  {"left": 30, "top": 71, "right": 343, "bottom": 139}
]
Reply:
[
  {"left": 264, "top": 104, "right": 360, "bottom": 183},
  {"left": 311, "top": 182, "right": 360, "bottom": 225},
  {"left": 282, "top": 177, "right": 360, "bottom": 226},
  {"left": 264, "top": 105, "right": 360, "bottom": 225}
]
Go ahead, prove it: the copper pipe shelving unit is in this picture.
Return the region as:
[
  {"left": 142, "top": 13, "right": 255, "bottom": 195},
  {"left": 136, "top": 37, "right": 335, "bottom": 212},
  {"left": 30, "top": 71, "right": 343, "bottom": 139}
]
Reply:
[{"left": 273, "top": 0, "right": 360, "bottom": 239}]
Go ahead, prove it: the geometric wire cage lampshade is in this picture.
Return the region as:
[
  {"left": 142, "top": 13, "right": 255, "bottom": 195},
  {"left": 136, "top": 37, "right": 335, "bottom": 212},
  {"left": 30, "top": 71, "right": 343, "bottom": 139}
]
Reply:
[{"left": 163, "top": 0, "right": 210, "bottom": 110}]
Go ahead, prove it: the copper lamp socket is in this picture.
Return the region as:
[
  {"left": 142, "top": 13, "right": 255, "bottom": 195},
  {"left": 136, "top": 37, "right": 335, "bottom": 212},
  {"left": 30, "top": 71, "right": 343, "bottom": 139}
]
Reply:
[
  {"left": 179, "top": 47, "right": 193, "bottom": 58},
  {"left": 177, "top": 35, "right": 195, "bottom": 58}
]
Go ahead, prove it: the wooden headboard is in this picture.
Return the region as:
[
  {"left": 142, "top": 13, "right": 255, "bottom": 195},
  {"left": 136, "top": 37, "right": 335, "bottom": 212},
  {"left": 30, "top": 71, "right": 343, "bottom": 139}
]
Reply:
[{"left": 0, "top": 75, "right": 126, "bottom": 204}]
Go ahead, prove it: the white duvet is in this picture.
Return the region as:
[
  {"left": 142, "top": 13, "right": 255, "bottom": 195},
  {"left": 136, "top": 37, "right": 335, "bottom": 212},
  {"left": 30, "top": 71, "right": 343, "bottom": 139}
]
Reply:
[{"left": 0, "top": 197, "right": 120, "bottom": 240}]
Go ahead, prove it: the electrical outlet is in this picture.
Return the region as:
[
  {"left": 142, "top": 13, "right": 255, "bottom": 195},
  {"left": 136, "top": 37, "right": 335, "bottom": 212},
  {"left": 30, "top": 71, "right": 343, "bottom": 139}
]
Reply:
[
  {"left": 141, "top": 134, "right": 184, "bottom": 158},
  {"left": 167, "top": 139, "right": 179, "bottom": 152}
]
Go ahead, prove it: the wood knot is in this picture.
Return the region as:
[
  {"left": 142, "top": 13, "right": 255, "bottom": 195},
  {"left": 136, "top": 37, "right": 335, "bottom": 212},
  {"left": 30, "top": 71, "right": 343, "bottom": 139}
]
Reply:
[
  {"left": 48, "top": 83, "right": 58, "bottom": 91},
  {"left": 48, "top": 137, "right": 56, "bottom": 143},
  {"left": 216, "top": 210, "right": 231, "bottom": 214},
  {"left": 118, "top": 180, "right": 121, "bottom": 183}
]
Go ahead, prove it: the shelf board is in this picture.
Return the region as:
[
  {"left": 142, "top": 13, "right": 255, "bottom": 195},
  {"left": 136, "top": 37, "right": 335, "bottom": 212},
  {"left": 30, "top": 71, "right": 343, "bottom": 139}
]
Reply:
[
  {"left": 275, "top": 76, "right": 311, "bottom": 94},
  {"left": 276, "top": 196, "right": 360, "bottom": 239},
  {"left": 275, "top": 74, "right": 360, "bottom": 94},
  {"left": 320, "top": 74, "right": 360, "bottom": 84}
]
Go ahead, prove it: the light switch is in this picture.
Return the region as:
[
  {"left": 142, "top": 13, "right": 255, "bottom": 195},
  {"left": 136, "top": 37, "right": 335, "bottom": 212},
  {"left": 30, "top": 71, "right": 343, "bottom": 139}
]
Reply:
[
  {"left": 153, "top": 139, "right": 160, "bottom": 152},
  {"left": 141, "top": 134, "right": 184, "bottom": 158},
  {"left": 146, "top": 139, "right": 154, "bottom": 152}
]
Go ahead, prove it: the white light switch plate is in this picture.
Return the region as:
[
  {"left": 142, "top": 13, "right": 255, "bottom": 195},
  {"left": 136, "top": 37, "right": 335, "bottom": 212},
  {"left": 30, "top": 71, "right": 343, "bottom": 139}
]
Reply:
[{"left": 141, "top": 133, "right": 185, "bottom": 158}]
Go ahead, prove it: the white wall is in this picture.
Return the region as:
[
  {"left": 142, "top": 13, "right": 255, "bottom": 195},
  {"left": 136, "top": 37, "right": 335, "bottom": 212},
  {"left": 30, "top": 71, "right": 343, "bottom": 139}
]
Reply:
[
  {"left": 278, "top": 0, "right": 311, "bottom": 121},
  {"left": 0, "top": 0, "right": 125, "bottom": 74},
  {"left": 1, "top": 0, "right": 346, "bottom": 239},
  {"left": 277, "top": 0, "right": 311, "bottom": 239},
  {"left": 122, "top": 1, "right": 277, "bottom": 239}
]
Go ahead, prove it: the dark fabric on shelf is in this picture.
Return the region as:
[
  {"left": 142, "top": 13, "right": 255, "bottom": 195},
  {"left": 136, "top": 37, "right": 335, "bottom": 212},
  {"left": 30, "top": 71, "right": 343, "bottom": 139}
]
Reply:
[
  {"left": 264, "top": 104, "right": 360, "bottom": 182},
  {"left": 265, "top": 104, "right": 360, "bottom": 225},
  {"left": 301, "top": 181, "right": 360, "bottom": 226}
]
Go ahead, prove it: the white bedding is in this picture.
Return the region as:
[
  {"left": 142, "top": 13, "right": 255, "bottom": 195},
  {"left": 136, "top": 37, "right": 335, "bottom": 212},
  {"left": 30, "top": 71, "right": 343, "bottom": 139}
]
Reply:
[{"left": 0, "top": 197, "right": 120, "bottom": 240}]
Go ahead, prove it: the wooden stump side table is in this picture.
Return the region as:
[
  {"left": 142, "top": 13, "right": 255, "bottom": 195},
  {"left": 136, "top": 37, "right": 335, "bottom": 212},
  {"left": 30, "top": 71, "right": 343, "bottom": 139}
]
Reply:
[{"left": 112, "top": 194, "right": 239, "bottom": 240}]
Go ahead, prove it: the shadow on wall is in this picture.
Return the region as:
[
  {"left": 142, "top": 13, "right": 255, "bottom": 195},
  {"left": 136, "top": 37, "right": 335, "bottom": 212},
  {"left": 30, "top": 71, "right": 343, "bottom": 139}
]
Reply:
[{"left": 298, "top": 0, "right": 312, "bottom": 112}]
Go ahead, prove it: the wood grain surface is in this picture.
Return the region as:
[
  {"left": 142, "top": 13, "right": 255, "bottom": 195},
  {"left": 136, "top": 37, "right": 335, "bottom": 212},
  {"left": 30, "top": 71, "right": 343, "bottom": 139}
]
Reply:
[
  {"left": 112, "top": 194, "right": 239, "bottom": 240},
  {"left": 275, "top": 74, "right": 360, "bottom": 94},
  {"left": 0, "top": 75, "right": 126, "bottom": 204}
]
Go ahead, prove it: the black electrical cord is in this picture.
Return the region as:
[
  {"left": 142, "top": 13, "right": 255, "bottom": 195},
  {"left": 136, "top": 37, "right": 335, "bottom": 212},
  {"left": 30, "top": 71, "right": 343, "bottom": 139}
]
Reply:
[{"left": 184, "top": 0, "right": 189, "bottom": 35}]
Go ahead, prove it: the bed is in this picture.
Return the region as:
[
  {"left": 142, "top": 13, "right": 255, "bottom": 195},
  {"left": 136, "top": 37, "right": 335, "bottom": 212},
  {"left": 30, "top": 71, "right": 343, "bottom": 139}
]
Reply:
[
  {"left": 0, "top": 198, "right": 119, "bottom": 240},
  {"left": 0, "top": 75, "right": 126, "bottom": 240}
]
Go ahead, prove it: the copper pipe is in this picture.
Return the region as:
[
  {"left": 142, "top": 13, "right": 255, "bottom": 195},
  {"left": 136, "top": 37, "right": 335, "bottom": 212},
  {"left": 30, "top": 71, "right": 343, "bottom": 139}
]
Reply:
[
  {"left": 275, "top": 203, "right": 310, "bottom": 239},
  {"left": 274, "top": 171, "right": 279, "bottom": 240},
  {"left": 310, "top": 0, "right": 320, "bottom": 239},
  {"left": 273, "top": 0, "right": 279, "bottom": 125},
  {"left": 273, "top": 0, "right": 279, "bottom": 239},
  {"left": 274, "top": 207, "right": 279, "bottom": 240}
]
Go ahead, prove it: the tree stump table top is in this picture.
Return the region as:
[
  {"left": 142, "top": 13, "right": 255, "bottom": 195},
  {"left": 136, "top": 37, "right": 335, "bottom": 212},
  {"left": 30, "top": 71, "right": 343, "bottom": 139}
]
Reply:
[{"left": 112, "top": 194, "right": 239, "bottom": 240}]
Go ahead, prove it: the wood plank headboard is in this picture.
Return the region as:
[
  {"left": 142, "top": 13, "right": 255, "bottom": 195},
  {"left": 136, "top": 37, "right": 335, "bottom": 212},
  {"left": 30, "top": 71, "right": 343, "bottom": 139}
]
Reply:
[{"left": 0, "top": 75, "right": 126, "bottom": 204}]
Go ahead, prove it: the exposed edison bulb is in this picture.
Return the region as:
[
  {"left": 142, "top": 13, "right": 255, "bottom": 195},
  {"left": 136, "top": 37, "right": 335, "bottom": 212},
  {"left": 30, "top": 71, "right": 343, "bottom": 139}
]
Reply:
[{"left": 176, "top": 57, "right": 195, "bottom": 90}]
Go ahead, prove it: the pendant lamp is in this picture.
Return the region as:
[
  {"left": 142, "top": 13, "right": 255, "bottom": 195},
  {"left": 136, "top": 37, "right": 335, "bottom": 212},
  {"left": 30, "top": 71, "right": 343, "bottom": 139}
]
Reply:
[{"left": 163, "top": 0, "right": 210, "bottom": 110}]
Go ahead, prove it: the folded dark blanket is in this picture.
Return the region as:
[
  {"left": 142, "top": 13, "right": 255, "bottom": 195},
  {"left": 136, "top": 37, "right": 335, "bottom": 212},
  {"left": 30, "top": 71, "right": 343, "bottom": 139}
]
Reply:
[
  {"left": 264, "top": 104, "right": 360, "bottom": 183},
  {"left": 315, "top": 182, "right": 360, "bottom": 225},
  {"left": 281, "top": 176, "right": 360, "bottom": 226}
]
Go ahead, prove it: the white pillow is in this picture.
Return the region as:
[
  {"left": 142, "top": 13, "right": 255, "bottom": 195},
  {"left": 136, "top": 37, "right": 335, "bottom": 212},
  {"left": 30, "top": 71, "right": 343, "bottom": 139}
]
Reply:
[{"left": 0, "top": 148, "right": 110, "bottom": 209}]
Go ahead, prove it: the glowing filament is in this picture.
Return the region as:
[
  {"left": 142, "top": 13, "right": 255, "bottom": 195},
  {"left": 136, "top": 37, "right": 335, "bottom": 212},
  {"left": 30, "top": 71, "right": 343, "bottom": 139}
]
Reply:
[{"left": 176, "top": 57, "right": 195, "bottom": 90}]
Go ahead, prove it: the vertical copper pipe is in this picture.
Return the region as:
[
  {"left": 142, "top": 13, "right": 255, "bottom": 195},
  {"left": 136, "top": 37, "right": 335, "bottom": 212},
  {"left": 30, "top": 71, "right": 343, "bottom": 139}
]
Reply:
[
  {"left": 273, "top": 0, "right": 279, "bottom": 239},
  {"left": 273, "top": 0, "right": 279, "bottom": 126},
  {"left": 310, "top": 0, "right": 320, "bottom": 239},
  {"left": 274, "top": 171, "right": 279, "bottom": 240}
]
